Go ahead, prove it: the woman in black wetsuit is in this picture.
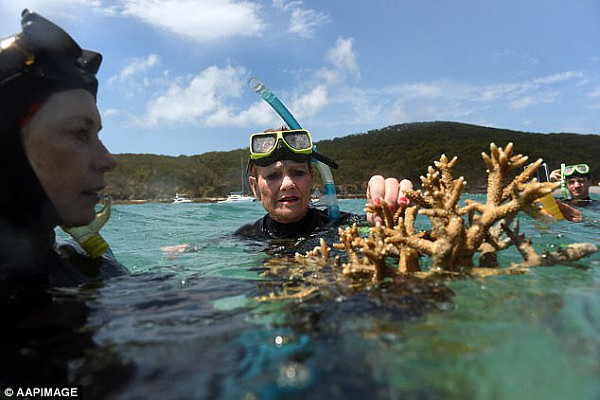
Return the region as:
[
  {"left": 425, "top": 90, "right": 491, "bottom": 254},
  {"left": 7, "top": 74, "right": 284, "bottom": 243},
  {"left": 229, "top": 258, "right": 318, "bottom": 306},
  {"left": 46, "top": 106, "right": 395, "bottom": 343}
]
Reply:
[
  {"left": 235, "top": 128, "right": 357, "bottom": 240},
  {"left": 0, "top": 10, "right": 130, "bottom": 389},
  {"left": 0, "top": 9, "right": 127, "bottom": 286},
  {"left": 235, "top": 127, "right": 414, "bottom": 242}
]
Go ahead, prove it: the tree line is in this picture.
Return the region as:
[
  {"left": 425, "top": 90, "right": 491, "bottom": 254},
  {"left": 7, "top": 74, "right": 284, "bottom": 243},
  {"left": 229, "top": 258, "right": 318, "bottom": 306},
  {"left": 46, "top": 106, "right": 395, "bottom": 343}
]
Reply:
[{"left": 105, "top": 121, "right": 600, "bottom": 201}]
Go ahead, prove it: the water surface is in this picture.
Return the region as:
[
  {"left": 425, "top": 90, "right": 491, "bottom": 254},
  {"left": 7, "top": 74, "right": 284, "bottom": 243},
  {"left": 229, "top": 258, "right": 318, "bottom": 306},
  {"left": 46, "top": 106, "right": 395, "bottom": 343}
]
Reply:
[{"left": 57, "top": 198, "right": 600, "bottom": 399}]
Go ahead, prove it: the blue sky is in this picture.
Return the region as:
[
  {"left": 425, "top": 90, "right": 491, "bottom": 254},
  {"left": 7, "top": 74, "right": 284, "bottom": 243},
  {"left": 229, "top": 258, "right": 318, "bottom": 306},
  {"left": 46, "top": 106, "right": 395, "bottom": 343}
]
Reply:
[{"left": 2, "top": 0, "right": 599, "bottom": 156}]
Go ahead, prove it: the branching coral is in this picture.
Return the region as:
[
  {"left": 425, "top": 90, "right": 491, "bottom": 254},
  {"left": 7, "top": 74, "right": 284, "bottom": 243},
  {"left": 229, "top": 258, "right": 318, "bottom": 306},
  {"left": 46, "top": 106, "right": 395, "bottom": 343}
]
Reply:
[
  {"left": 257, "top": 142, "right": 597, "bottom": 303},
  {"left": 302, "top": 142, "right": 597, "bottom": 284}
]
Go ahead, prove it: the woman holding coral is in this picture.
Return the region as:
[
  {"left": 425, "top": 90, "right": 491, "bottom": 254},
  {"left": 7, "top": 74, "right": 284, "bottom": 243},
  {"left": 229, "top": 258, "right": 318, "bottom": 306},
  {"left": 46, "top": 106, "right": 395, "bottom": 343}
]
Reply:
[
  {"left": 235, "top": 127, "right": 353, "bottom": 240},
  {"left": 235, "top": 127, "right": 412, "bottom": 241}
]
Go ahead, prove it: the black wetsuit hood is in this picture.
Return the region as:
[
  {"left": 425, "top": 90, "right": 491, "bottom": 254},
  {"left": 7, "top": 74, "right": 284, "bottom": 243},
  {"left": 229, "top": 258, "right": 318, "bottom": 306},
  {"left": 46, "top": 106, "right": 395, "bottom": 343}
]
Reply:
[
  {"left": 0, "top": 9, "right": 101, "bottom": 235},
  {"left": 0, "top": 9, "right": 112, "bottom": 285}
]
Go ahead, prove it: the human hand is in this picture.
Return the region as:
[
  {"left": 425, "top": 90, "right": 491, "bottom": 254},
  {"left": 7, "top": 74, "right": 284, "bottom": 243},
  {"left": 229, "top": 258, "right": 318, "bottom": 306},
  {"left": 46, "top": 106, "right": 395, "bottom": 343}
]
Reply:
[
  {"left": 555, "top": 199, "right": 583, "bottom": 222},
  {"left": 366, "top": 175, "right": 413, "bottom": 225},
  {"left": 549, "top": 169, "right": 561, "bottom": 183},
  {"left": 160, "top": 244, "right": 191, "bottom": 260}
]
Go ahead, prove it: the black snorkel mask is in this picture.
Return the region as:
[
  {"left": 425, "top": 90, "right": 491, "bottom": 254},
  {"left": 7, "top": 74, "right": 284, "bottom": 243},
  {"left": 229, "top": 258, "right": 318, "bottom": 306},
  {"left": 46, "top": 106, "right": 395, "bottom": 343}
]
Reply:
[{"left": 0, "top": 9, "right": 101, "bottom": 96}]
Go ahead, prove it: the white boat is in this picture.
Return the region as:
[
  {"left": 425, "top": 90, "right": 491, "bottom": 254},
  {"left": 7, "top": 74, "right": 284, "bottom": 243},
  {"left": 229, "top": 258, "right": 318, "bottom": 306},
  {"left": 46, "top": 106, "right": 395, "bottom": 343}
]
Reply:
[
  {"left": 218, "top": 157, "right": 256, "bottom": 203},
  {"left": 172, "top": 193, "right": 192, "bottom": 204},
  {"left": 219, "top": 191, "right": 255, "bottom": 203}
]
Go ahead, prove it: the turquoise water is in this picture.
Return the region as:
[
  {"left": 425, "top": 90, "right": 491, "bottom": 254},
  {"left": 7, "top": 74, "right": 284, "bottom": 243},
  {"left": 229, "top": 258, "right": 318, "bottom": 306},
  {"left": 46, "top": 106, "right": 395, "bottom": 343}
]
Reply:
[{"left": 58, "top": 198, "right": 600, "bottom": 399}]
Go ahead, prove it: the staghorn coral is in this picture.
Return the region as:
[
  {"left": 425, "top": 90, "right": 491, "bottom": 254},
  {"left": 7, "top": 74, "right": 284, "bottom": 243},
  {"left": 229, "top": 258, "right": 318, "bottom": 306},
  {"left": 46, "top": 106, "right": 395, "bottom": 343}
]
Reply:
[
  {"left": 500, "top": 220, "right": 598, "bottom": 268},
  {"left": 302, "top": 142, "right": 597, "bottom": 284},
  {"left": 257, "top": 143, "right": 597, "bottom": 302}
]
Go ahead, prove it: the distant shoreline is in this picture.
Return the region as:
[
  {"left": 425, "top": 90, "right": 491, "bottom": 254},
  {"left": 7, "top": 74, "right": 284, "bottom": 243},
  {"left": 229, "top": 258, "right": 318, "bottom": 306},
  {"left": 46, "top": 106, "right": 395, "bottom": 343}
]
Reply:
[
  {"left": 113, "top": 194, "right": 368, "bottom": 205},
  {"left": 113, "top": 186, "right": 600, "bottom": 205}
]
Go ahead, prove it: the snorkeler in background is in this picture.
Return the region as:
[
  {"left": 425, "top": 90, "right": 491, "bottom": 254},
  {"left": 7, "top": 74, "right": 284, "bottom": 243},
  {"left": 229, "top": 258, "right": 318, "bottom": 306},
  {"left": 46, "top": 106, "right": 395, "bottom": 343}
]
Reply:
[{"left": 549, "top": 163, "right": 598, "bottom": 222}]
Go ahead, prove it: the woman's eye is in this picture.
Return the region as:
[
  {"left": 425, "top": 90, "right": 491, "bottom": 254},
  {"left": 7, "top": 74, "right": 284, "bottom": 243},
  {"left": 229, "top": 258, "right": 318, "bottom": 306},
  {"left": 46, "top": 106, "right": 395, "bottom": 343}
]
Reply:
[
  {"left": 291, "top": 169, "right": 307, "bottom": 177},
  {"left": 265, "top": 173, "right": 280, "bottom": 180},
  {"left": 70, "top": 129, "right": 91, "bottom": 142}
]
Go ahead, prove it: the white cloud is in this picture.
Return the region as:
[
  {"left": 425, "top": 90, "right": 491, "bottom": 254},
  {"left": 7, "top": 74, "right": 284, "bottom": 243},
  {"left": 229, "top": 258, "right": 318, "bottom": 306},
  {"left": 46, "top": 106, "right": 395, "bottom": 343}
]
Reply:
[
  {"left": 314, "top": 67, "right": 341, "bottom": 86},
  {"left": 141, "top": 64, "right": 246, "bottom": 126},
  {"left": 474, "top": 72, "right": 583, "bottom": 104},
  {"left": 533, "top": 71, "right": 583, "bottom": 85},
  {"left": 109, "top": 54, "right": 160, "bottom": 84},
  {"left": 490, "top": 49, "right": 539, "bottom": 66},
  {"left": 115, "top": 0, "right": 264, "bottom": 41},
  {"left": 291, "top": 85, "right": 328, "bottom": 117},
  {"left": 273, "top": 0, "right": 329, "bottom": 38},
  {"left": 478, "top": 83, "right": 524, "bottom": 102},
  {"left": 206, "top": 100, "right": 277, "bottom": 127},
  {"left": 102, "top": 108, "right": 121, "bottom": 118},
  {"left": 509, "top": 91, "right": 559, "bottom": 109},
  {"left": 308, "top": 37, "right": 360, "bottom": 91},
  {"left": 400, "top": 83, "right": 445, "bottom": 99},
  {"left": 288, "top": 7, "right": 330, "bottom": 38},
  {"left": 355, "top": 70, "right": 592, "bottom": 128},
  {"left": 588, "top": 87, "right": 600, "bottom": 99},
  {"left": 327, "top": 37, "right": 359, "bottom": 77},
  {"left": 509, "top": 96, "right": 534, "bottom": 109},
  {"left": 1, "top": 0, "right": 91, "bottom": 12},
  {"left": 205, "top": 85, "right": 329, "bottom": 128},
  {"left": 271, "top": 0, "right": 302, "bottom": 12},
  {"left": 0, "top": 0, "right": 101, "bottom": 36},
  {"left": 1, "top": 0, "right": 264, "bottom": 41},
  {"left": 387, "top": 103, "right": 407, "bottom": 124}
]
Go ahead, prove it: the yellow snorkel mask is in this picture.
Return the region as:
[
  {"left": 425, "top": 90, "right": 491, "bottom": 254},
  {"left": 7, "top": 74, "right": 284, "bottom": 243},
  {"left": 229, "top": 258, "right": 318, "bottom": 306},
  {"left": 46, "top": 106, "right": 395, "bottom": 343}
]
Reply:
[{"left": 250, "top": 129, "right": 314, "bottom": 167}]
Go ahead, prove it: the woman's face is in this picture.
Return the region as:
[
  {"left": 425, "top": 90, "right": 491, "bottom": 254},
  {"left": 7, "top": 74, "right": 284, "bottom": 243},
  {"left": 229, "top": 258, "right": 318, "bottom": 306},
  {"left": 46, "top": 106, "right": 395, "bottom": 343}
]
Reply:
[
  {"left": 249, "top": 160, "right": 313, "bottom": 223},
  {"left": 20, "top": 89, "right": 117, "bottom": 227}
]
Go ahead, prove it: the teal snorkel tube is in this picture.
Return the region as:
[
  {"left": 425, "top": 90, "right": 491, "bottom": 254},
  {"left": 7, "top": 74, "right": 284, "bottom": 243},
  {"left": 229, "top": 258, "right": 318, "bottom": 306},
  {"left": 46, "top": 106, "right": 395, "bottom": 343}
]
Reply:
[{"left": 248, "top": 77, "right": 340, "bottom": 222}]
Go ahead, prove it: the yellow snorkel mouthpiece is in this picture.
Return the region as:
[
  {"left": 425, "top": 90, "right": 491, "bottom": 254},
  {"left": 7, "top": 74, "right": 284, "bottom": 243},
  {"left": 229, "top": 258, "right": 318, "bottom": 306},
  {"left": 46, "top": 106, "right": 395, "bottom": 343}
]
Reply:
[{"left": 62, "top": 196, "right": 112, "bottom": 258}]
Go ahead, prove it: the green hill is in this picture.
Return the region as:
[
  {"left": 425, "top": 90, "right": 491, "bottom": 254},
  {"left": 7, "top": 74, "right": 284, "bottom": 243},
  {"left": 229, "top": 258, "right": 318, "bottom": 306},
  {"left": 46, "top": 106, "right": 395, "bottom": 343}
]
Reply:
[{"left": 105, "top": 121, "right": 600, "bottom": 201}]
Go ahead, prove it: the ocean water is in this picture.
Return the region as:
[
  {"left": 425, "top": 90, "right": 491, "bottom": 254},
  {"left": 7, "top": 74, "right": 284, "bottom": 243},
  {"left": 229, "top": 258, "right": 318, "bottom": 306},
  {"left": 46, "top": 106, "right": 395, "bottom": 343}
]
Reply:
[{"left": 56, "top": 197, "right": 600, "bottom": 399}]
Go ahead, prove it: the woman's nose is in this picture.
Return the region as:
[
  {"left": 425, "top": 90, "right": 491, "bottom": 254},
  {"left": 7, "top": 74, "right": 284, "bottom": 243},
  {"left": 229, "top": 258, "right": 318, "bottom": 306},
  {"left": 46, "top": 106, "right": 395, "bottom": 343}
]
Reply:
[
  {"left": 93, "top": 140, "right": 118, "bottom": 172},
  {"left": 280, "top": 174, "right": 295, "bottom": 190}
]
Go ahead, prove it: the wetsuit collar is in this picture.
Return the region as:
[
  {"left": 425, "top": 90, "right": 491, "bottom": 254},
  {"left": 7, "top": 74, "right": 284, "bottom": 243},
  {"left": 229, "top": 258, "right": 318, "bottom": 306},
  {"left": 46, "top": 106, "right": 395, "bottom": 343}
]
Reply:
[{"left": 263, "top": 208, "right": 317, "bottom": 239}]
